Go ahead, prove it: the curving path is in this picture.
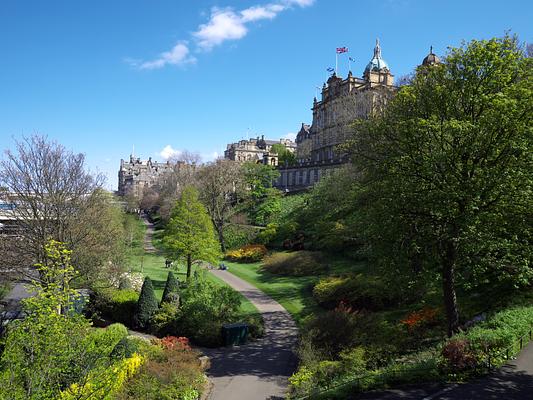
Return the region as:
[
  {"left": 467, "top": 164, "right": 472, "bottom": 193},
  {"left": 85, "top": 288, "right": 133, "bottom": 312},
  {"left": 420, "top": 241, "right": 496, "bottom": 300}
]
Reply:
[{"left": 202, "top": 269, "right": 299, "bottom": 400}]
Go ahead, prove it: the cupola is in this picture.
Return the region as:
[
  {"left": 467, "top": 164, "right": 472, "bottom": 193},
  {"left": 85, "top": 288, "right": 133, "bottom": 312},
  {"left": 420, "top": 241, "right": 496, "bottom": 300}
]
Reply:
[{"left": 422, "top": 46, "right": 441, "bottom": 66}]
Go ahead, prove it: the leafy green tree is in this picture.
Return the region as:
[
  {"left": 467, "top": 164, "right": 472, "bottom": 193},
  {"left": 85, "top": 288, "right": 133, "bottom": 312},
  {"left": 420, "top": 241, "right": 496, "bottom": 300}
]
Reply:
[
  {"left": 161, "top": 271, "right": 180, "bottom": 305},
  {"left": 271, "top": 143, "right": 297, "bottom": 166},
  {"left": 240, "top": 162, "right": 282, "bottom": 226},
  {"left": 134, "top": 277, "right": 159, "bottom": 329},
  {"left": 0, "top": 241, "right": 126, "bottom": 399},
  {"left": 346, "top": 35, "right": 532, "bottom": 335},
  {"left": 162, "top": 186, "right": 220, "bottom": 278},
  {"left": 197, "top": 159, "right": 242, "bottom": 252}
]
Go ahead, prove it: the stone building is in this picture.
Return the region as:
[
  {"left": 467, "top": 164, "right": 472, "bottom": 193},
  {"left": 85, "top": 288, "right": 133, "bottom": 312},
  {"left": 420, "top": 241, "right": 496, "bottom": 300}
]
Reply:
[
  {"left": 276, "top": 39, "right": 397, "bottom": 190},
  {"left": 118, "top": 155, "right": 176, "bottom": 198},
  {"left": 224, "top": 135, "right": 296, "bottom": 166}
]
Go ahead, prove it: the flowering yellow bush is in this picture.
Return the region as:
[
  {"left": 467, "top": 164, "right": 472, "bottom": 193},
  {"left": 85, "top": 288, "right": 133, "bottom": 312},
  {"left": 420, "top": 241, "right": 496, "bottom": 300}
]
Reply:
[
  {"left": 225, "top": 244, "right": 267, "bottom": 263},
  {"left": 59, "top": 353, "right": 144, "bottom": 400}
]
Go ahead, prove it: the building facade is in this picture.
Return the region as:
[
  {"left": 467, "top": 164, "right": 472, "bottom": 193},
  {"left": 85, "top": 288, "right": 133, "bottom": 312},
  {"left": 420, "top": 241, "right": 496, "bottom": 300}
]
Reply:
[
  {"left": 118, "top": 155, "right": 176, "bottom": 198},
  {"left": 224, "top": 135, "right": 296, "bottom": 166},
  {"left": 276, "top": 39, "right": 396, "bottom": 190}
]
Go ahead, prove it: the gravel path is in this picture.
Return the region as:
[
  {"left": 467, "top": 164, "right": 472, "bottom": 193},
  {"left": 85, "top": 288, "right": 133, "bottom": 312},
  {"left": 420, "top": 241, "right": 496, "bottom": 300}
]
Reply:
[{"left": 202, "top": 269, "right": 299, "bottom": 400}]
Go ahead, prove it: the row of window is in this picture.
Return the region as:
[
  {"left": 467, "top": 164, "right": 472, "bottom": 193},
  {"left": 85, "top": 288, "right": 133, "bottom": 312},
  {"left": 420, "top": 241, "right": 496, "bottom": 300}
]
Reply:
[{"left": 278, "top": 168, "right": 328, "bottom": 187}]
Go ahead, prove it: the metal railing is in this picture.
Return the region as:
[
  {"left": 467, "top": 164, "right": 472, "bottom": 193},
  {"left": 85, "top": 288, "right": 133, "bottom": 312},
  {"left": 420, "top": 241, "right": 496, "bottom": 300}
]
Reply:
[{"left": 486, "top": 325, "right": 533, "bottom": 369}]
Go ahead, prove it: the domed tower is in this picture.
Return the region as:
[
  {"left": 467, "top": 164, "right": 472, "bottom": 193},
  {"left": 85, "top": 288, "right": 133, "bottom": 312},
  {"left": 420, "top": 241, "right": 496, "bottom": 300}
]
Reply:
[
  {"left": 422, "top": 46, "right": 441, "bottom": 66},
  {"left": 364, "top": 39, "right": 394, "bottom": 86}
]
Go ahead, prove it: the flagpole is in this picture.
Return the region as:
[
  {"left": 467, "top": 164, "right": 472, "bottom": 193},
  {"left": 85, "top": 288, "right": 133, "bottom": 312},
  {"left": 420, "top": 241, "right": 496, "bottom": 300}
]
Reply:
[
  {"left": 348, "top": 57, "right": 351, "bottom": 73},
  {"left": 335, "top": 51, "right": 338, "bottom": 75}
]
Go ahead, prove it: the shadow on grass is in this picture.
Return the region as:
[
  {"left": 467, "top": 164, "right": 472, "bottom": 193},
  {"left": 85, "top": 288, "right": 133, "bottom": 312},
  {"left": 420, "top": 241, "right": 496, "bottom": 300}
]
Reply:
[{"left": 151, "top": 279, "right": 166, "bottom": 292}]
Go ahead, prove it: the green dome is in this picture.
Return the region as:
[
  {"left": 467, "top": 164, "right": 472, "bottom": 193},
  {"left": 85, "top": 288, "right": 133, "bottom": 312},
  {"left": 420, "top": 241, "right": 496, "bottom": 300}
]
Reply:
[{"left": 365, "top": 39, "right": 390, "bottom": 73}]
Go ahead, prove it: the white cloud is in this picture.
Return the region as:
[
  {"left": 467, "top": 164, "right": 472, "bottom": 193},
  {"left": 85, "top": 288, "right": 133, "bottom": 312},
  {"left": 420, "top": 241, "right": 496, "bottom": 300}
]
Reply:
[
  {"left": 283, "top": 132, "right": 297, "bottom": 141},
  {"left": 134, "top": 42, "right": 197, "bottom": 70},
  {"left": 194, "top": 9, "right": 248, "bottom": 50},
  {"left": 129, "top": 0, "right": 315, "bottom": 69},
  {"left": 284, "top": 0, "right": 315, "bottom": 6},
  {"left": 194, "top": 1, "right": 315, "bottom": 51},
  {"left": 241, "top": 4, "right": 284, "bottom": 22},
  {"left": 160, "top": 145, "right": 182, "bottom": 160}
]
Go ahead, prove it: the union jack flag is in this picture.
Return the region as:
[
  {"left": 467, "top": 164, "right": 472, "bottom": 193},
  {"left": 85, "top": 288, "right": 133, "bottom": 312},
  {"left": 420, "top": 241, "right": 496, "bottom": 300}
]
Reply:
[{"left": 336, "top": 47, "right": 348, "bottom": 54}]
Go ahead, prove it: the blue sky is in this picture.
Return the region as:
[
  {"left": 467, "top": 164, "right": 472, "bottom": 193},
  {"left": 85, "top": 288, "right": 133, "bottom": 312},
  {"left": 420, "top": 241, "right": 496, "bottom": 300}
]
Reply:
[{"left": 1, "top": 0, "right": 531, "bottom": 189}]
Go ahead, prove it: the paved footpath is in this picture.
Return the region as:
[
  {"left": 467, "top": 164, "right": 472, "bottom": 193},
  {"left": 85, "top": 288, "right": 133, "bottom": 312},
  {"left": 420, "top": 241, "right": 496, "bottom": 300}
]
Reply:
[
  {"left": 202, "top": 270, "right": 299, "bottom": 400},
  {"left": 141, "top": 215, "right": 157, "bottom": 253}
]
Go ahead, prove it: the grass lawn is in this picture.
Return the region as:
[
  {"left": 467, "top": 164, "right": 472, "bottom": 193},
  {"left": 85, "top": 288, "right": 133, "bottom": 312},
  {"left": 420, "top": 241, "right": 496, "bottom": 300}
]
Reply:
[
  {"left": 125, "top": 214, "right": 259, "bottom": 319},
  {"left": 223, "top": 254, "right": 368, "bottom": 324}
]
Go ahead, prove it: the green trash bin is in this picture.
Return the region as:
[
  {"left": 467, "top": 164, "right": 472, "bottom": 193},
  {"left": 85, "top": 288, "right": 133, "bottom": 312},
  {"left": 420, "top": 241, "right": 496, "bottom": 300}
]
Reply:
[{"left": 222, "top": 323, "right": 249, "bottom": 346}]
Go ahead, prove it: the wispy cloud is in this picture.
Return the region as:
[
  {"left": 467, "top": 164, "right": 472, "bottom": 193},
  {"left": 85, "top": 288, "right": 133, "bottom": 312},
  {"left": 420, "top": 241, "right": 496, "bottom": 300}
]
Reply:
[
  {"left": 194, "top": 1, "right": 313, "bottom": 51},
  {"left": 159, "top": 145, "right": 182, "bottom": 160},
  {"left": 130, "top": 0, "right": 314, "bottom": 69},
  {"left": 129, "top": 42, "right": 196, "bottom": 70}
]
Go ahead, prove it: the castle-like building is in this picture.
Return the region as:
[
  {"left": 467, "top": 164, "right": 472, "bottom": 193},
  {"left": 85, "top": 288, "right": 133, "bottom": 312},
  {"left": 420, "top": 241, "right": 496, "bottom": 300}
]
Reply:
[
  {"left": 118, "top": 155, "right": 176, "bottom": 198},
  {"left": 224, "top": 136, "right": 296, "bottom": 166},
  {"left": 275, "top": 39, "right": 400, "bottom": 190},
  {"left": 119, "top": 41, "right": 439, "bottom": 197}
]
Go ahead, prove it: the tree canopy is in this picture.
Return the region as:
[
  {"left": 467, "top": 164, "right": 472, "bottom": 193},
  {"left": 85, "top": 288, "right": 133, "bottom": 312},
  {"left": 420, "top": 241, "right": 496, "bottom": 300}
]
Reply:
[
  {"left": 346, "top": 35, "right": 532, "bottom": 335},
  {"left": 162, "top": 186, "right": 220, "bottom": 278}
]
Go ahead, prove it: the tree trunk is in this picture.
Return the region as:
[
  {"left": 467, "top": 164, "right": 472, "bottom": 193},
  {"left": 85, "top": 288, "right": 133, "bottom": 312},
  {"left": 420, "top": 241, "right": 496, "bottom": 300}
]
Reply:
[
  {"left": 187, "top": 253, "right": 192, "bottom": 279},
  {"left": 442, "top": 239, "right": 460, "bottom": 336},
  {"left": 217, "top": 224, "right": 226, "bottom": 253}
]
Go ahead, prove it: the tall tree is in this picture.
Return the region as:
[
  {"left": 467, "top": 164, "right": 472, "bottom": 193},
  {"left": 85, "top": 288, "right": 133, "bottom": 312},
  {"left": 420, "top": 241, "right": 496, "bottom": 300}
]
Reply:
[
  {"left": 240, "top": 162, "right": 282, "bottom": 226},
  {"left": 347, "top": 35, "right": 532, "bottom": 336},
  {"left": 0, "top": 135, "right": 110, "bottom": 281},
  {"left": 162, "top": 186, "right": 219, "bottom": 278},
  {"left": 197, "top": 159, "right": 242, "bottom": 252}
]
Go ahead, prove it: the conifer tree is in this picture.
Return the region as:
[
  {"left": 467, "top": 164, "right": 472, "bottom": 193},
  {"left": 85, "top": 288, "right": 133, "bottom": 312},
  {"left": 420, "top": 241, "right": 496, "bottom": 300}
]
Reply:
[
  {"left": 134, "top": 277, "right": 158, "bottom": 329},
  {"left": 161, "top": 271, "right": 180, "bottom": 305}
]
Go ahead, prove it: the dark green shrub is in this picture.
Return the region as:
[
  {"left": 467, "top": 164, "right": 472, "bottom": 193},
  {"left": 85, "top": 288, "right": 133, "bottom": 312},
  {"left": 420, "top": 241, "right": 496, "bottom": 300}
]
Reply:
[
  {"left": 262, "top": 251, "right": 326, "bottom": 276},
  {"left": 134, "top": 278, "right": 159, "bottom": 330},
  {"left": 161, "top": 271, "right": 180, "bottom": 305},
  {"left": 89, "top": 288, "right": 139, "bottom": 326},
  {"left": 177, "top": 279, "right": 242, "bottom": 347},
  {"left": 223, "top": 224, "right": 260, "bottom": 250},
  {"left": 242, "top": 314, "right": 265, "bottom": 339},
  {"left": 150, "top": 302, "right": 180, "bottom": 336},
  {"left": 303, "top": 303, "right": 361, "bottom": 358},
  {"left": 111, "top": 336, "right": 141, "bottom": 359},
  {"left": 312, "top": 274, "right": 401, "bottom": 310}
]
